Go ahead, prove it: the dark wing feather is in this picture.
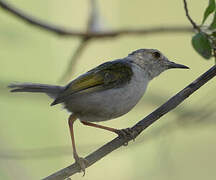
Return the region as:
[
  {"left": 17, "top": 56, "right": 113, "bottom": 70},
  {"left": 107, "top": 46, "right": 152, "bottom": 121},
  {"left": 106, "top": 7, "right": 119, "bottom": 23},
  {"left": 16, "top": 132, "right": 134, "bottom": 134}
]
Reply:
[{"left": 51, "top": 60, "right": 133, "bottom": 105}]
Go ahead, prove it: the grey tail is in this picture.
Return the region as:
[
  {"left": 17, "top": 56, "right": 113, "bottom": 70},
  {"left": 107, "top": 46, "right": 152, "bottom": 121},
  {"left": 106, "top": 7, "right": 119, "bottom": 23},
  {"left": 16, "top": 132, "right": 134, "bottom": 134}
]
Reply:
[{"left": 8, "top": 83, "right": 63, "bottom": 99}]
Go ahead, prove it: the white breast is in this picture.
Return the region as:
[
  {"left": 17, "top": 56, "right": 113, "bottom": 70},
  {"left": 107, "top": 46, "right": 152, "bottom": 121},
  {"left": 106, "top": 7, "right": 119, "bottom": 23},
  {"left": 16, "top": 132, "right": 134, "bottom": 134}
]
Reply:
[{"left": 65, "top": 63, "right": 149, "bottom": 122}]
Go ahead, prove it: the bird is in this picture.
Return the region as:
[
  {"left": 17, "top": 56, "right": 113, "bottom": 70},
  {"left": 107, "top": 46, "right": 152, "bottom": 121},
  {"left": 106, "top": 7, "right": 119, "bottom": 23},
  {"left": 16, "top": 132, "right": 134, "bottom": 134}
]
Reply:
[{"left": 8, "top": 49, "right": 189, "bottom": 174}]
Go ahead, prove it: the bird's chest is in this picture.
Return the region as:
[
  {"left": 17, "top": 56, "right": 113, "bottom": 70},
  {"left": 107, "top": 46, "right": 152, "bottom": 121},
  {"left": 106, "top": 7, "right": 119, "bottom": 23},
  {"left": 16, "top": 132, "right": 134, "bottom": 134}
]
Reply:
[{"left": 102, "top": 75, "right": 148, "bottom": 118}]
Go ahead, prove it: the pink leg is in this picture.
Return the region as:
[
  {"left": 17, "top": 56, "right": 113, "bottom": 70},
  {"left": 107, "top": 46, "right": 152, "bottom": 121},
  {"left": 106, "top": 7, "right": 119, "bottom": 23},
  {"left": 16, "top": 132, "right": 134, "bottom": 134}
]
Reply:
[
  {"left": 81, "top": 121, "right": 119, "bottom": 134},
  {"left": 68, "top": 114, "right": 88, "bottom": 175}
]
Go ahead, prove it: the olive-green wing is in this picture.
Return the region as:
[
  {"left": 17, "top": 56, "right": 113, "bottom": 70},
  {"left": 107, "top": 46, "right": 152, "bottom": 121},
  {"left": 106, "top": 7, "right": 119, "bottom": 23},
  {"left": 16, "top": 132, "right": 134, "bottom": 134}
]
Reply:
[{"left": 51, "top": 60, "right": 133, "bottom": 105}]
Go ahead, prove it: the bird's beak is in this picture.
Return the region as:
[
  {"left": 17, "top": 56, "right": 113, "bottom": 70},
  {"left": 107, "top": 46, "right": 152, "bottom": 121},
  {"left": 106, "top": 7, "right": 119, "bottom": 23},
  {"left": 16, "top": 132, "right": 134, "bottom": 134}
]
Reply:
[{"left": 168, "top": 61, "right": 189, "bottom": 69}]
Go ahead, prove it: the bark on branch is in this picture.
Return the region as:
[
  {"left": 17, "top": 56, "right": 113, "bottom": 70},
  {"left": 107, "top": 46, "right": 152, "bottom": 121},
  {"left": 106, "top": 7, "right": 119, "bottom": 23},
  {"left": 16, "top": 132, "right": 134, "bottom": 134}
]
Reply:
[
  {"left": 43, "top": 65, "right": 216, "bottom": 180},
  {"left": 0, "top": 0, "right": 193, "bottom": 38}
]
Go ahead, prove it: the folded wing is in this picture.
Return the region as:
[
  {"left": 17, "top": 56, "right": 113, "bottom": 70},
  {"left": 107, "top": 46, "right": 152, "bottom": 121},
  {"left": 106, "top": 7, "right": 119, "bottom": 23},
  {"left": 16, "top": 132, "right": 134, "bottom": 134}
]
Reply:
[{"left": 51, "top": 60, "right": 133, "bottom": 106}]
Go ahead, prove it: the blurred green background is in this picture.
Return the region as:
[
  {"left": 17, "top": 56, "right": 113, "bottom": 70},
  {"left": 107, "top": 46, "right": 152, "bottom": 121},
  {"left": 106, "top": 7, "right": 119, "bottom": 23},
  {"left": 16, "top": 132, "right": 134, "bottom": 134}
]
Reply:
[{"left": 1, "top": 0, "right": 216, "bottom": 179}]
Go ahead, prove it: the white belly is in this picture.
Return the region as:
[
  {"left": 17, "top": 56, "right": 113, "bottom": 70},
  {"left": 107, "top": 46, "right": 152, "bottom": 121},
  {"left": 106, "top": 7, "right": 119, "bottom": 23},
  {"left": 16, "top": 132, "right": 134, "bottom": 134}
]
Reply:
[{"left": 64, "top": 64, "right": 149, "bottom": 122}]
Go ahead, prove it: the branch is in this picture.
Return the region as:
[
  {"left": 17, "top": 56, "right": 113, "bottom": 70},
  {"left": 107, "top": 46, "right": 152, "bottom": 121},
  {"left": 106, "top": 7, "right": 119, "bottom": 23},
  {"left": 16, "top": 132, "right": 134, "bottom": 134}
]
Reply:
[
  {"left": 43, "top": 65, "right": 216, "bottom": 180},
  {"left": 1, "top": 90, "right": 216, "bottom": 160},
  {"left": 183, "top": 0, "right": 200, "bottom": 31},
  {"left": 0, "top": 0, "right": 193, "bottom": 38}
]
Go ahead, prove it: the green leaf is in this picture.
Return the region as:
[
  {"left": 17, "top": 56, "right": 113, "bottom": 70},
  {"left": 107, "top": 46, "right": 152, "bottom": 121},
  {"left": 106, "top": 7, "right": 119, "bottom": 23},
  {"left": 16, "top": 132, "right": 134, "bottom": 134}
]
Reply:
[
  {"left": 192, "top": 32, "right": 212, "bottom": 59},
  {"left": 210, "top": 12, "right": 216, "bottom": 29},
  {"left": 202, "top": 0, "right": 216, "bottom": 24}
]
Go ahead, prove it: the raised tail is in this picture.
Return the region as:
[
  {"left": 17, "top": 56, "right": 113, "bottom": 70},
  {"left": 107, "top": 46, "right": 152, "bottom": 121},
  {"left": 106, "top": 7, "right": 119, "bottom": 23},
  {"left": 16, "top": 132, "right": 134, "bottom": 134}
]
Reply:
[{"left": 8, "top": 83, "right": 64, "bottom": 99}]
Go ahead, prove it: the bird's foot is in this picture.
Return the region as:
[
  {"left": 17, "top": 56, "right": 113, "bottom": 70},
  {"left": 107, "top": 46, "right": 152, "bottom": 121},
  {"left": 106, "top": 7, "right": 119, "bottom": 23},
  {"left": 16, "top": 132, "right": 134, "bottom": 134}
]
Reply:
[
  {"left": 115, "top": 128, "right": 136, "bottom": 146},
  {"left": 74, "top": 153, "right": 89, "bottom": 176}
]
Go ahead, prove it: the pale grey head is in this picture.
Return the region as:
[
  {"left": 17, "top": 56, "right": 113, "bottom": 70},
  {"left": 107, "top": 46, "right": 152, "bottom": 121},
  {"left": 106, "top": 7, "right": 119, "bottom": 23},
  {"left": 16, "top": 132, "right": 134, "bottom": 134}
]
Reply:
[{"left": 127, "top": 49, "right": 189, "bottom": 80}]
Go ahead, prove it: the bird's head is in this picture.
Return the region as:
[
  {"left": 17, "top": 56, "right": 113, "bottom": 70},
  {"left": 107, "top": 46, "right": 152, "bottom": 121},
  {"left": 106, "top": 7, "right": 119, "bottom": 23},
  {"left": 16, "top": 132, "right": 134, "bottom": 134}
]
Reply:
[{"left": 128, "top": 49, "right": 189, "bottom": 80}]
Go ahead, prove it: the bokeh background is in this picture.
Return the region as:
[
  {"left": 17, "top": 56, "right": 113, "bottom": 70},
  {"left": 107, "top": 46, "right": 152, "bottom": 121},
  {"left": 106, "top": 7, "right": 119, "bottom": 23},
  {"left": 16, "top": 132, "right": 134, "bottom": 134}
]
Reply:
[{"left": 1, "top": 0, "right": 216, "bottom": 179}]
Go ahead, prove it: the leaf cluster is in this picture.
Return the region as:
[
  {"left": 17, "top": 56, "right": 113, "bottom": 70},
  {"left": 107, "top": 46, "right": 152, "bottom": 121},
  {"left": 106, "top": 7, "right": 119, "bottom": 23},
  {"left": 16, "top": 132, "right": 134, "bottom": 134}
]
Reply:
[{"left": 192, "top": 0, "right": 216, "bottom": 60}]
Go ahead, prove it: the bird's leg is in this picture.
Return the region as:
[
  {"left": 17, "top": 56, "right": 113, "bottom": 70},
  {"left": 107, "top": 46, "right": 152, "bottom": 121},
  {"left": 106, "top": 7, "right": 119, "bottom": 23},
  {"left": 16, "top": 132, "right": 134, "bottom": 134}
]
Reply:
[
  {"left": 68, "top": 114, "right": 88, "bottom": 175},
  {"left": 81, "top": 121, "right": 136, "bottom": 144},
  {"left": 81, "top": 121, "right": 118, "bottom": 133}
]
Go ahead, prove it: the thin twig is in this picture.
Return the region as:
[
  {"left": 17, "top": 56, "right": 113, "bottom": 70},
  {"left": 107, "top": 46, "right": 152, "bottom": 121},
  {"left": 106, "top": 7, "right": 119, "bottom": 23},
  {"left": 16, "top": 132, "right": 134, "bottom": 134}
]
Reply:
[
  {"left": 87, "top": 0, "right": 103, "bottom": 32},
  {"left": 59, "top": 38, "right": 90, "bottom": 82},
  {"left": 0, "top": 0, "right": 193, "bottom": 38},
  {"left": 59, "top": 0, "right": 101, "bottom": 82},
  {"left": 43, "top": 65, "right": 216, "bottom": 180},
  {"left": 183, "top": 0, "right": 216, "bottom": 63},
  {"left": 183, "top": 0, "right": 200, "bottom": 31}
]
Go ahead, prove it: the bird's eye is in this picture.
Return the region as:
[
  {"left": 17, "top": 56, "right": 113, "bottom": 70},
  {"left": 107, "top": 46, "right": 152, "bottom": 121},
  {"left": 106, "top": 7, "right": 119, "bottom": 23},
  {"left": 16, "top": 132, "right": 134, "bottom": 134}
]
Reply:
[{"left": 152, "top": 51, "right": 161, "bottom": 59}]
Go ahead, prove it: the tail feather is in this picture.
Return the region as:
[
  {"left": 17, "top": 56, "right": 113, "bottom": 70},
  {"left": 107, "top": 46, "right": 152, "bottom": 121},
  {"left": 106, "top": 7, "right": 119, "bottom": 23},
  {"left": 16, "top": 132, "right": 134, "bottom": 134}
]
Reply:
[{"left": 8, "top": 83, "right": 63, "bottom": 99}]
